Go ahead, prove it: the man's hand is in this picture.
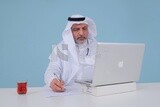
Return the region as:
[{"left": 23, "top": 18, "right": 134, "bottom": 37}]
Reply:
[{"left": 50, "top": 79, "right": 65, "bottom": 92}]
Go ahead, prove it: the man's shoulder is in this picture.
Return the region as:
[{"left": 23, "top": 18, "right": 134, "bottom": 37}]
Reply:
[
  {"left": 88, "top": 38, "right": 97, "bottom": 46},
  {"left": 53, "top": 41, "right": 64, "bottom": 47},
  {"left": 56, "top": 41, "right": 68, "bottom": 48},
  {"left": 53, "top": 41, "right": 69, "bottom": 52}
]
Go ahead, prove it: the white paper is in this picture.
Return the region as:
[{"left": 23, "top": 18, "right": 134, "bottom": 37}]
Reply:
[{"left": 42, "top": 83, "right": 83, "bottom": 97}]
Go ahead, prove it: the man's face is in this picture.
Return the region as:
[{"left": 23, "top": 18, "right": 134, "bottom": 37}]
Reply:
[{"left": 71, "top": 23, "right": 89, "bottom": 44}]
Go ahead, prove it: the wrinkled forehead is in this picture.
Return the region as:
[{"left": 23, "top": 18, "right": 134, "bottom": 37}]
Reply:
[
  {"left": 71, "top": 23, "right": 88, "bottom": 28},
  {"left": 64, "top": 21, "right": 88, "bottom": 31}
]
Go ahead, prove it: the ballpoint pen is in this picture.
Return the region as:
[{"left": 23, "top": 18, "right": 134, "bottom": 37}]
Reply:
[
  {"left": 86, "top": 48, "right": 89, "bottom": 56},
  {"left": 54, "top": 73, "right": 65, "bottom": 91},
  {"left": 54, "top": 73, "right": 61, "bottom": 82}
]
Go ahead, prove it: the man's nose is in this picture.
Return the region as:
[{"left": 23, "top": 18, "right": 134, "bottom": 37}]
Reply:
[{"left": 79, "top": 29, "right": 84, "bottom": 36}]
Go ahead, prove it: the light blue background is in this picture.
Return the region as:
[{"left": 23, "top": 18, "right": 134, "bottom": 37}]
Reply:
[{"left": 0, "top": 0, "right": 160, "bottom": 88}]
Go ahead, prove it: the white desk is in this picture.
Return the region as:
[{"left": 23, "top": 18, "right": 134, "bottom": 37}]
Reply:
[{"left": 0, "top": 83, "right": 160, "bottom": 107}]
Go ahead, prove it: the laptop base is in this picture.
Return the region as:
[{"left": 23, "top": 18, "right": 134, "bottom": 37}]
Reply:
[{"left": 82, "top": 82, "right": 136, "bottom": 96}]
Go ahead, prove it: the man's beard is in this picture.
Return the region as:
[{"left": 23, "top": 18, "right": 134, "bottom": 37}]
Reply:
[{"left": 76, "top": 37, "right": 87, "bottom": 44}]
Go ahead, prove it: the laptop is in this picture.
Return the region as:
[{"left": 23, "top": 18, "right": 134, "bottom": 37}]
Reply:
[{"left": 75, "top": 42, "right": 145, "bottom": 86}]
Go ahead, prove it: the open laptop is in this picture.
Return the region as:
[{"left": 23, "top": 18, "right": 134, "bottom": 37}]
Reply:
[{"left": 75, "top": 42, "right": 145, "bottom": 86}]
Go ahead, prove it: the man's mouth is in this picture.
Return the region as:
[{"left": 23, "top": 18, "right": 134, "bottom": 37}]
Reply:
[{"left": 77, "top": 37, "right": 86, "bottom": 41}]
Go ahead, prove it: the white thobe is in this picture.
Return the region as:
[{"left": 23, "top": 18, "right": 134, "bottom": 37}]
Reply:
[{"left": 44, "top": 39, "right": 97, "bottom": 87}]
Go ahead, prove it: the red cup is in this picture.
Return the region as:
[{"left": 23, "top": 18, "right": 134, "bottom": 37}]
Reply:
[{"left": 17, "top": 82, "right": 27, "bottom": 94}]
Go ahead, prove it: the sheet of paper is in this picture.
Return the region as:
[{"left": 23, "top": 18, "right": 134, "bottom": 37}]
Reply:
[{"left": 42, "top": 83, "right": 83, "bottom": 97}]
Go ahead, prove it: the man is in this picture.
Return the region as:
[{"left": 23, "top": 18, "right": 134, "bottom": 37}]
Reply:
[{"left": 44, "top": 14, "right": 97, "bottom": 92}]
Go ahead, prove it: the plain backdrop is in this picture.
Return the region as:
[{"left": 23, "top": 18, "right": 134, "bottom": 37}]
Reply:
[{"left": 0, "top": 0, "right": 160, "bottom": 87}]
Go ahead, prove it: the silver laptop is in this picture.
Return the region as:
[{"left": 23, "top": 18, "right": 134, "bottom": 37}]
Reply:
[{"left": 75, "top": 42, "right": 145, "bottom": 86}]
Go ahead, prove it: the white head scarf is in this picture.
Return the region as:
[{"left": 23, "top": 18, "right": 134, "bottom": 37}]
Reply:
[
  {"left": 63, "top": 14, "right": 97, "bottom": 39},
  {"left": 61, "top": 14, "right": 97, "bottom": 84}
]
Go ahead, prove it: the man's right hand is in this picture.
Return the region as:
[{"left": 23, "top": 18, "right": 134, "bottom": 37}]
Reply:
[{"left": 50, "top": 79, "right": 65, "bottom": 92}]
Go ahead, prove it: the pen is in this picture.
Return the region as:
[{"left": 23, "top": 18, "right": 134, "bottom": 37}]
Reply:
[
  {"left": 54, "top": 73, "right": 61, "bottom": 82},
  {"left": 54, "top": 73, "right": 65, "bottom": 91},
  {"left": 86, "top": 48, "right": 89, "bottom": 56}
]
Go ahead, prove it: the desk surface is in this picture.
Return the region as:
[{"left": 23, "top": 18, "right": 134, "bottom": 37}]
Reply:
[{"left": 0, "top": 83, "right": 160, "bottom": 107}]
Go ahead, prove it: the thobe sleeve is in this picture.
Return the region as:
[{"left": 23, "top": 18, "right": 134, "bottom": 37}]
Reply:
[{"left": 44, "top": 46, "right": 62, "bottom": 87}]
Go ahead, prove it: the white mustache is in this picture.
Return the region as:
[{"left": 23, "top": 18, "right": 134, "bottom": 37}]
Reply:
[{"left": 77, "top": 37, "right": 86, "bottom": 40}]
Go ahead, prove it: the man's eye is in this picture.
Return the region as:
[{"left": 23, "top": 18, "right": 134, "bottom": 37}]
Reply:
[
  {"left": 72, "top": 28, "right": 79, "bottom": 31},
  {"left": 83, "top": 27, "right": 88, "bottom": 30}
]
